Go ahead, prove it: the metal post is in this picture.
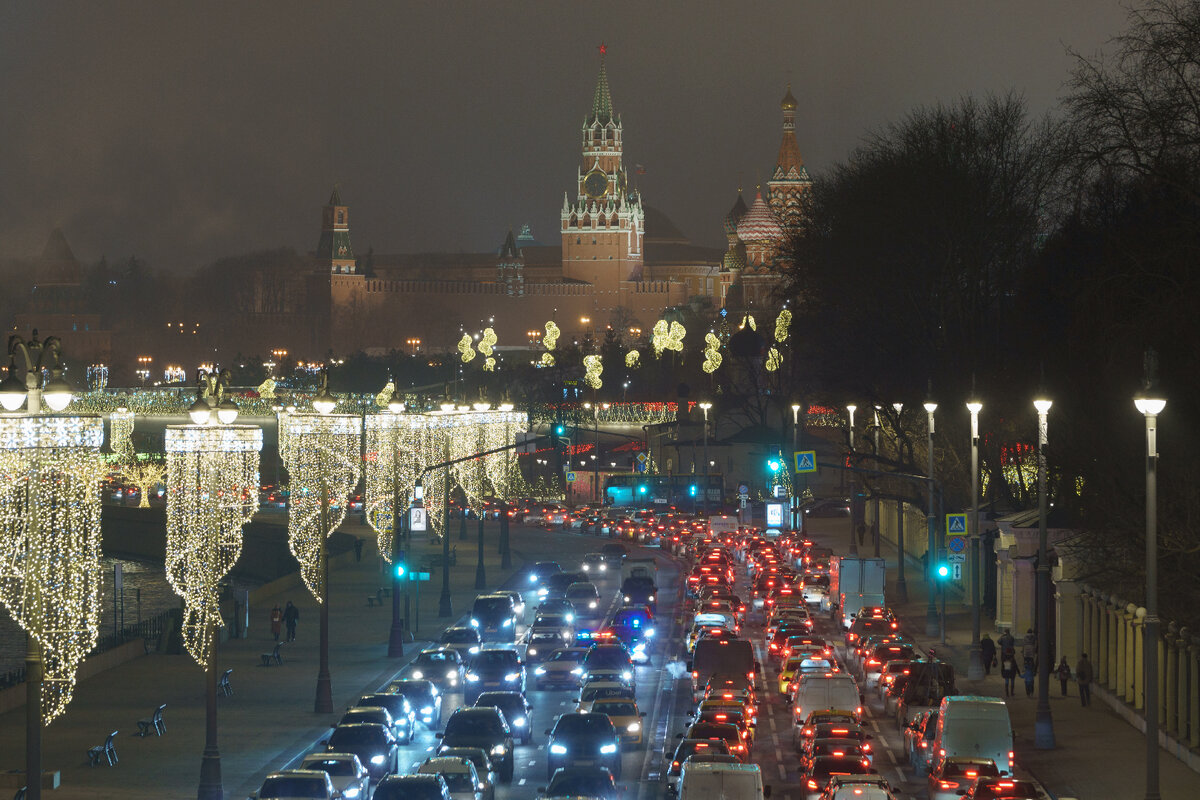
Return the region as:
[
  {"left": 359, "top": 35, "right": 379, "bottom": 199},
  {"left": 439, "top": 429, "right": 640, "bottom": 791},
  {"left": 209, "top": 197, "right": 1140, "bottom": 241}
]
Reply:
[
  {"left": 873, "top": 407, "right": 881, "bottom": 557},
  {"left": 594, "top": 407, "right": 600, "bottom": 506},
  {"left": 701, "top": 404, "right": 711, "bottom": 514},
  {"left": 438, "top": 456, "right": 453, "bottom": 617},
  {"left": 197, "top": 631, "right": 222, "bottom": 800},
  {"left": 314, "top": 481, "right": 333, "bottom": 713},
  {"left": 475, "top": 513, "right": 486, "bottom": 590},
  {"left": 388, "top": 478, "right": 406, "bottom": 658},
  {"left": 1138, "top": 399, "right": 1163, "bottom": 800},
  {"left": 500, "top": 501, "right": 512, "bottom": 569},
  {"left": 1034, "top": 400, "right": 1055, "bottom": 748},
  {"left": 925, "top": 403, "right": 940, "bottom": 637},
  {"left": 25, "top": 635, "right": 42, "bottom": 800},
  {"left": 791, "top": 404, "right": 801, "bottom": 532},
  {"left": 896, "top": 498, "right": 908, "bottom": 603},
  {"left": 968, "top": 401, "right": 985, "bottom": 681}
]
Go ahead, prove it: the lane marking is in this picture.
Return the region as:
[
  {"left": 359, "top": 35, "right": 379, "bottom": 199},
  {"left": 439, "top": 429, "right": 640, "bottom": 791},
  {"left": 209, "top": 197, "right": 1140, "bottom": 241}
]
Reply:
[
  {"left": 518, "top": 778, "right": 527, "bottom": 786},
  {"left": 777, "top": 764, "right": 786, "bottom": 781}
]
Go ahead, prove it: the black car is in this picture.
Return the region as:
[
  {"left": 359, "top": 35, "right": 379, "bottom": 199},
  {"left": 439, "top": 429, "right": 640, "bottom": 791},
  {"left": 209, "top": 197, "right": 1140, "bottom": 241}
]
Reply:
[
  {"left": 601, "top": 543, "right": 628, "bottom": 564},
  {"left": 465, "top": 646, "right": 526, "bottom": 703},
  {"left": 530, "top": 612, "right": 575, "bottom": 640},
  {"left": 438, "top": 707, "right": 515, "bottom": 782},
  {"left": 373, "top": 774, "right": 452, "bottom": 800},
  {"left": 386, "top": 679, "right": 442, "bottom": 728},
  {"left": 538, "top": 767, "right": 618, "bottom": 800},
  {"left": 545, "top": 712, "right": 622, "bottom": 780},
  {"left": 471, "top": 594, "right": 518, "bottom": 642},
  {"left": 535, "top": 598, "right": 577, "bottom": 621},
  {"left": 354, "top": 693, "right": 416, "bottom": 744},
  {"left": 802, "top": 754, "right": 873, "bottom": 799},
  {"left": 529, "top": 561, "right": 563, "bottom": 590},
  {"left": 543, "top": 571, "right": 588, "bottom": 601},
  {"left": 325, "top": 723, "right": 399, "bottom": 782},
  {"left": 400, "top": 648, "right": 465, "bottom": 693},
  {"left": 581, "top": 644, "right": 635, "bottom": 688},
  {"left": 621, "top": 576, "right": 656, "bottom": 611},
  {"left": 474, "top": 690, "right": 535, "bottom": 744}
]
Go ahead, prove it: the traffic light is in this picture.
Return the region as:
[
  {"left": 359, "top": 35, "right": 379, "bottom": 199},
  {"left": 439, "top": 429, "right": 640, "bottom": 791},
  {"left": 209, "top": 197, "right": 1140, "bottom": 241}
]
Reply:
[
  {"left": 555, "top": 424, "right": 566, "bottom": 436},
  {"left": 767, "top": 458, "right": 782, "bottom": 473},
  {"left": 688, "top": 484, "right": 698, "bottom": 497},
  {"left": 394, "top": 551, "right": 408, "bottom": 580},
  {"left": 637, "top": 484, "right": 648, "bottom": 495},
  {"left": 936, "top": 563, "right": 950, "bottom": 580}
]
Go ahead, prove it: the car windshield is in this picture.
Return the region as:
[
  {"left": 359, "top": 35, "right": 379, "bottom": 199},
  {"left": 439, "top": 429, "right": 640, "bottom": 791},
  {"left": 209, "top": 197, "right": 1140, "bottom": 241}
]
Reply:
[
  {"left": 535, "top": 615, "right": 570, "bottom": 627},
  {"left": 473, "top": 598, "right": 512, "bottom": 614},
  {"left": 304, "top": 758, "right": 356, "bottom": 776},
  {"left": 390, "top": 682, "right": 433, "bottom": 702},
  {"left": 259, "top": 777, "right": 328, "bottom": 798},
  {"left": 374, "top": 781, "right": 445, "bottom": 800},
  {"left": 328, "top": 727, "right": 387, "bottom": 748},
  {"left": 549, "top": 650, "right": 585, "bottom": 663},
  {"left": 446, "top": 712, "right": 503, "bottom": 736},
  {"left": 595, "top": 702, "right": 637, "bottom": 716},
  {"left": 554, "top": 715, "right": 614, "bottom": 736},
  {"left": 472, "top": 651, "right": 518, "bottom": 669},
  {"left": 415, "top": 652, "right": 454, "bottom": 666},
  {"left": 433, "top": 771, "right": 474, "bottom": 792},
  {"left": 547, "top": 773, "right": 614, "bottom": 796},
  {"left": 566, "top": 585, "right": 598, "bottom": 599},
  {"left": 442, "top": 629, "right": 479, "bottom": 643},
  {"left": 584, "top": 649, "right": 630, "bottom": 668}
]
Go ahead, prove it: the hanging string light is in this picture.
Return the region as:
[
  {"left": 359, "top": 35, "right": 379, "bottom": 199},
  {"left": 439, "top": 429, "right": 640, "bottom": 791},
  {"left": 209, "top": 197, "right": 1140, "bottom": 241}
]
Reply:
[
  {"left": 583, "top": 354, "right": 603, "bottom": 389},
  {"left": 625, "top": 350, "right": 640, "bottom": 368},
  {"left": 109, "top": 409, "right": 135, "bottom": 462},
  {"left": 702, "top": 332, "right": 723, "bottom": 374},
  {"left": 365, "top": 412, "right": 426, "bottom": 561},
  {"left": 284, "top": 413, "right": 362, "bottom": 600},
  {"left": 774, "top": 309, "right": 793, "bottom": 343},
  {"left": 165, "top": 424, "right": 261, "bottom": 668},
  {"left": 457, "top": 334, "right": 476, "bottom": 363},
  {"left": 543, "top": 321, "right": 560, "bottom": 350},
  {"left": 0, "top": 415, "right": 106, "bottom": 723}
]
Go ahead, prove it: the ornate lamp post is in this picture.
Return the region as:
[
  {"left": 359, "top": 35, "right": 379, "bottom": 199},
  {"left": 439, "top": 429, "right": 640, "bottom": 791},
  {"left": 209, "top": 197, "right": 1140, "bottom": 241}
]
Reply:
[
  {"left": 699, "top": 402, "right": 712, "bottom": 513},
  {"left": 1134, "top": 366, "right": 1165, "bottom": 799},
  {"left": 0, "top": 333, "right": 104, "bottom": 800},
  {"left": 166, "top": 370, "right": 261, "bottom": 800},
  {"left": 923, "top": 395, "right": 940, "bottom": 637},
  {"left": 890, "top": 403, "right": 904, "bottom": 591},
  {"left": 282, "top": 372, "right": 361, "bottom": 713},
  {"left": 966, "top": 398, "right": 985, "bottom": 681},
  {"left": 791, "top": 402, "right": 802, "bottom": 530},
  {"left": 846, "top": 404, "right": 857, "bottom": 555},
  {"left": 1033, "top": 396, "right": 1055, "bottom": 748}
]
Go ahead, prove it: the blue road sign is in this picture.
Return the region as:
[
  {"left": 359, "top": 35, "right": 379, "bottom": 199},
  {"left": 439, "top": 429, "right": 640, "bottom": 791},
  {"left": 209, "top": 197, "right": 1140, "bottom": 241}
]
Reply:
[
  {"left": 794, "top": 450, "right": 817, "bottom": 473},
  {"left": 946, "top": 513, "right": 967, "bottom": 534},
  {"left": 566, "top": 471, "right": 577, "bottom": 483},
  {"left": 947, "top": 535, "right": 967, "bottom": 553}
]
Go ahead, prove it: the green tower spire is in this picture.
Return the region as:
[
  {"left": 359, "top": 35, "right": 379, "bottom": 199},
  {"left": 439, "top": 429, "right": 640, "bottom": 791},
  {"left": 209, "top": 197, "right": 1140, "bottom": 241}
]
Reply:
[{"left": 590, "top": 43, "right": 612, "bottom": 125}]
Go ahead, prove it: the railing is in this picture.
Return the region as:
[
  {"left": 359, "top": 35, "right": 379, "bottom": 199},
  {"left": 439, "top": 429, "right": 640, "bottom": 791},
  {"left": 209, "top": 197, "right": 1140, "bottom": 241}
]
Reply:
[{"left": 92, "top": 608, "right": 179, "bottom": 657}]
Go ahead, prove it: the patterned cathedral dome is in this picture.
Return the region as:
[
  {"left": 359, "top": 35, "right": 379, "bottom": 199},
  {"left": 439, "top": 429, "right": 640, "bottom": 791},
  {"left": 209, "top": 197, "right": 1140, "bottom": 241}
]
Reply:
[{"left": 736, "top": 189, "right": 783, "bottom": 243}]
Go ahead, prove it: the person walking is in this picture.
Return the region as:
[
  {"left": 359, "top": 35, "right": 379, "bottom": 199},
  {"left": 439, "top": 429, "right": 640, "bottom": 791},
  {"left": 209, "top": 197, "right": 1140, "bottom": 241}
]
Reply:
[
  {"left": 979, "top": 633, "right": 997, "bottom": 676},
  {"left": 1075, "top": 653, "right": 1093, "bottom": 707},
  {"left": 269, "top": 604, "right": 283, "bottom": 642},
  {"left": 1022, "top": 656, "right": 1036, "bottom": 697},
  {"left": 1021, "top": 629, "right": 1037, "bottom": 664},
  {"left": 283, "top": 600, "right": 300, "bottom": 642},
  {"left": 1000, "top": 651, "right": 1018, "bottom": 697},
  {"left": 1057, "top": 657, "right": 1072, "bottom": 696},
  {"left": 998, "top": 628, "right": 1015, "bottom": 656}
]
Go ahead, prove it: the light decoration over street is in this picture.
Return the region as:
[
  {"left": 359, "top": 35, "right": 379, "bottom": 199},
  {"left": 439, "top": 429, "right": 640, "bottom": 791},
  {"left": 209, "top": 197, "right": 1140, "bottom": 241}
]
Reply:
[
  {"left": 365, "top": 411, "right": 425, "bottom": 564},
  {"left": 477, "top": 328, "right": 498, "bottom": 372},
  {"left": 0, "top": 415, "right": 105, "bottom": 723},
  {"left": 702, "top": 332, "right": 723, "bottom": 373},
  {"left": 109, "top": 408, "right": 135, "bottom": 462},
  {"left": 540, "top": 321, "right": 560, "bottom": 367},
  {"left": 625, "top": 350, "right": 640, "bottom": 368},
  {"left": 583, "top": 354, "right": 603, "bottom": 389},
  {"left": 765, "top": 309, "right": 791, "bottom": 372},
  {"left": 165, "top": 422, "right": 261, "bottom": 667},
  {"left": 457, "top": 334, "right": 476, "bottom": 363}
]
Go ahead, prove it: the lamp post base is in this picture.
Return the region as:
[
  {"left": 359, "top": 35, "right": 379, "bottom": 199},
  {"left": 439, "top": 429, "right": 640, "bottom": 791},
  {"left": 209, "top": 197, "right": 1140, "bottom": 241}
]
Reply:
[
  {"left": 895, "top": 576, "right": 908, "bottom": 604},
  {"left": 197, "top": 750, "right": 223, "bottom": 800},
  {"left": 967, "top": 646, "right": 985, "bottom": 681},
  {"left": 1034, "top": 709, "right": 1056, "bottom": 749},
  {"left": 387, "top": 619, "right": 406, "bottom": 658},
  {"left": 926, "top": 605, "right": 940, "bottom": 637},
  {"left": 438, "top": 591, "right": 453, "bottom": 617},
  {"left": 314, "top": 673, "right": 333, "bottom": 714}
]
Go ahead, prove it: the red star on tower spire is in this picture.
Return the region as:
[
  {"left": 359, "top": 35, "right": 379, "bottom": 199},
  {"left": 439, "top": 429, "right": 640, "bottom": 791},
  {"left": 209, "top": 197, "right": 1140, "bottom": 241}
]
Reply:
[{"left": 598, "top": 43, "right": 607, "bottom": 56}]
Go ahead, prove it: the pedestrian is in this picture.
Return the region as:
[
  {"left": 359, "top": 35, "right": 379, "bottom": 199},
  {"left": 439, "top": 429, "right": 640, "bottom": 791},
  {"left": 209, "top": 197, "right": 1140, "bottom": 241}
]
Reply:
[
  {"left": 269, "top": 604, "right": 283, "bottom": 642},
  {"left": 353, "top": 538, "right": 364, "bottom": 562},
  {"left": 998, "top": 627, "right": 1015, "bottom": 655},
  {"left": 980, "top": 633, "right": 997, "bottom": 676},
  {"left": 1022, "top": 656, "right": 1036, "bottom": 697},
  {"left": 283, "top": 600, "right": 299, "bottom": 642},
  {"left": 1057, "top": 657, "right": 1072, "bottom": 696},
  {"left": 1000, "top": 652, "right": 1018, "bottom": 697},
  {"left": 1022, "top": 629, "right": 1037, "bottom": 664},
  {"left": 856, "top": 523, "right": 866, "bottom": 546},
  {"left": 1076, "top": 653, "right": 1093, "bottom": 707}
]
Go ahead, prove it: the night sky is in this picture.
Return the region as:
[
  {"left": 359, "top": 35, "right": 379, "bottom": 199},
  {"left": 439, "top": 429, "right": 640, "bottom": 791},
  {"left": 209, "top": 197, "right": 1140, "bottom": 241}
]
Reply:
[{"left": 2, "top": 1, "right": 1130, "bottom": 270}]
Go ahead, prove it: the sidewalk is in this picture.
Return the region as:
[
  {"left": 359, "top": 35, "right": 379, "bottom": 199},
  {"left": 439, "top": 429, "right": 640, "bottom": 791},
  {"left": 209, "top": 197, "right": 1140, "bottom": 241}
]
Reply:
[
  {"left": 808, "top": 520, "right": 1200, "bottom": 799},
  {"left": 0, "top": 519, "right": 553, "bottom": 800}
]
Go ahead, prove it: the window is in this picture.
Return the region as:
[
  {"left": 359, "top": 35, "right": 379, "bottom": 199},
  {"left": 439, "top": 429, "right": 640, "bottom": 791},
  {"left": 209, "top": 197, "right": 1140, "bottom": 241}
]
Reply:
[{"left": 337, "top": 210, "right": 345, "bottom": 224}]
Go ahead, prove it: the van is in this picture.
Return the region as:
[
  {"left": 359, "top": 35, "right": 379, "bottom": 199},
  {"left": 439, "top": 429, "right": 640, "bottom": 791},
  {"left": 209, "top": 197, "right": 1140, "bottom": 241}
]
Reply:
[
  {"left": 791, "top": 673, "right": 862, "bottom": 728},
  {"left": 931, "top": 695, "right": 1014, "bottom": 776},
  {"left": 678, "top": 760, "right": 770, "bottom": 800},
  {"left": 690, "top": 639, "right": 756, "bottom": 696}
]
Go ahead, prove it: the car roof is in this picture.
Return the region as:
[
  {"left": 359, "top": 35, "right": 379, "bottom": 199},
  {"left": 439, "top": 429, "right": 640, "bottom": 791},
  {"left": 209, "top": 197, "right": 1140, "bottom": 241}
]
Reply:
[{"left": 420, "top": 757, "right": 474, "bottom": 773}]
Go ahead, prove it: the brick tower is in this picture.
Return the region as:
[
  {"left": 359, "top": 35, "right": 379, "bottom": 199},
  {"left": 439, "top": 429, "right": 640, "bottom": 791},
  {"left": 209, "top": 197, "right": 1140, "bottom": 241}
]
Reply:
[
  {"left": 767, "top": 85, "right": 812, "bottom": 232},
  {"left": 561, "top": 45, "right": 645, "bottom": 291},
  {"left": 317, "top": 187, "right": 356, "bottom": 274}
]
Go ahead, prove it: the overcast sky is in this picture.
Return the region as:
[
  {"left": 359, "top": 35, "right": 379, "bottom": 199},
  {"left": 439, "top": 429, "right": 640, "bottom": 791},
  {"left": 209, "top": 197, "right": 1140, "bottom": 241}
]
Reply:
[{"left": 2, "top": 1, "right": 1132, "bottom": 271}]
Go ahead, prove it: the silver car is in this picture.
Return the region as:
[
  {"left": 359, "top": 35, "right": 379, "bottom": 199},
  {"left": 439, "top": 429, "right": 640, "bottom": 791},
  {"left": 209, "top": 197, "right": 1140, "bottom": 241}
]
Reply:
[
  {"left": 417, "top": 756, "right": 484, "bottom": 800},
  {"left": 298, "top": 753, "right": 370, "bottom": 800},
  {"left": 252, "top": 769, "right": 335, "bottom": 800}
]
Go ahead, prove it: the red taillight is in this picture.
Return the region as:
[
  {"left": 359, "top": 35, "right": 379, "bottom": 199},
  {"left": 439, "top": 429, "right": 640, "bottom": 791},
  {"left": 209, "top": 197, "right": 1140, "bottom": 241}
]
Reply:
[
  {"left": 1009, "top": 750, "right": 1015, "bottom": 768},
  {"left": 747, "top": 671, "right": 755, "bottom": 680},
  {"left": 806, "top": 780, "right": 818, "bottom": 789},
  {"left": 939, "top": 782, "right": 957, "bottom": 790},
  {"left": 692, "top": 671, "right": 698, "bottom": 678},
  {"left": 862, "top": 742, "right": 871, "bottom": 752}
]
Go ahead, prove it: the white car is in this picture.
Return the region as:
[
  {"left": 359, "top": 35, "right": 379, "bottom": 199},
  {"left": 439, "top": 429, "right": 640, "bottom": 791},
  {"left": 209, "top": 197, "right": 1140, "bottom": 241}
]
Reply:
[
  {"left": 417, "top": 756, "right": 485, "bottom": 800},
  {"left": 582, "top": 553, "right": 608, "bottom": 574},
  {"left": 252, "top": 770, "right": 336, "bottom": 800},
  {"left": 533, "top": 647, "right": 589, "bottom": 689},
  {"left": 298, "top": 753, "right": 370, "bottom": 800}
]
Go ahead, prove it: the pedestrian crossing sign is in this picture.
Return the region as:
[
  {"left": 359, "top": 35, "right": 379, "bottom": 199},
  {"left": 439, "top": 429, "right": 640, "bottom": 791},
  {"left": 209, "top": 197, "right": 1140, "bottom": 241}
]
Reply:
[
  {"left": 946, "top": 513, "right": 967, "bottom": 534},
  {"left": 566, "top": 471, "right": 577, "bottom": 483},
  {"left": 794, "top": 450, "right": 817, "bottom": 473}
]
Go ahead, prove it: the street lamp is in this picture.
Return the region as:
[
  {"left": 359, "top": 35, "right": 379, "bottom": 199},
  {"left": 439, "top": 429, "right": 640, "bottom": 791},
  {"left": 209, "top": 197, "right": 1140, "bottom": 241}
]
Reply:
[
  {"left": 791, "top": 402, "right": 802, "bottom": 531},
  {"left": 872, "top": 406, "right": 883, "bottom": 557},
  {"left": 891, "top": 403, "right": 905, "bottom": 592},
  {"left": 700, "top": 402, "right": 712, "bottom": 513},
  {"left": 846, "top": 404, "right": 858, "bottom": 555},
  {"left": 0, "top": 333, "right": 103, "bottom": 800},
  {"left": 923, "top": 395, "right": 940, "bottom": 637},
  {"left": 1135, "top": 377, "right": 1165, "bottom": 798},
  {"left": 165, "top": 370, "right": 261, "bottom": 800},
  {"left": 1033, "top": 396, "right": 1055, "bottom": 749},
  {"left": 966, "top": 398, "right": 985, "bottom": 681}
]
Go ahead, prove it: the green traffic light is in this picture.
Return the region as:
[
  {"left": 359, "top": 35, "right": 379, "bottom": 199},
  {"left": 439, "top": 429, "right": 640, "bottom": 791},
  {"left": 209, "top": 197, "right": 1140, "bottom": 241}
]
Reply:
[
  {"left": 555, "top": 425, "right": 565, "bottom": 435},
  {"left": 937, "top": 564, "right": 950, "bottom": 579},
  {"left": 768, "top": 459, "right": 781, "bottom": 472}
]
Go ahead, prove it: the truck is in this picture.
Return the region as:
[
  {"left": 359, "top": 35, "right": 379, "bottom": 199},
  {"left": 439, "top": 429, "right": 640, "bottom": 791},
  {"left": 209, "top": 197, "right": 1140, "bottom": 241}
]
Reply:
[
  {"left": 833, "top": 556, "right": 886, "bottom": 630},
  {"left": 689, "top": 638, "right": 757, "bottom": 697},
  {"left": 708, "top": 515, "right": 739, "bottom": 539},
  {"left": 620, "top": 557, "right": 657, "bottom": 585}
]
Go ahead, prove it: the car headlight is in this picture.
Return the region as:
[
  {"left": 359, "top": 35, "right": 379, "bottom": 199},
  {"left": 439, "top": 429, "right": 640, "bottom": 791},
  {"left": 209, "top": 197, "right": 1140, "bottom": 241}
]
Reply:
[
  {"left": 621, "top": 670, "right": 632, "bottom": 681},
  {"left": 528, "top": 648, "right": 537, "bottom": 656},
  {"left": 627, "top": 722, "right": 641, "bottom": 733},
  {"left": 411, "top": 670, "right": 424, "bottom": 679},
  {"left": 512, "top": 717, "right": 527, "bottom": 727},
  {"left": 490, "top": 745, "right": 507, "bottom": 756},
  {"left": 370, "top": 755, "right": 387, "bottom": 765},
  {"left": 623, "top": 595, "right": 631, "bottom": 602},
  {"left": 565, "top": 613, "right": 574, "bottom": 622},
  {"left": 600, "top": 743, "right": 618, "bottom": 754},
  {"left": 342, "top": 788, "right": 361, "bottom": 799},
  {"left": 503, "top": 619, "right": 513, "bottom": 627},
  {"left": 469, "top": 618, "right": 480, "bottom": 627},
  {"left": 538, "top": 588, "right": 548, "bottom": 597},
  {"left": 588, "top": 601, "right": 597, "bottom": 609},
  {"left": 421, "top": 706, "right": 433, "bottom": 715},
  {"left": 649, "top": 595, "right": 655, "bottom": 602},
  {"left": 599, "top": 565, "right": 606, "bottom": 572},
  {"left": 466, "top": 673, "right": 480, "bottom": 682},
  {"left": 534, "top": 666, "right": 547, "bottom": 675},
  {"left": 529, "top": 574, "right": 538, "bottom": 583},
  {"left": 448, "top": 670, "right": 460, "bottom": 680},
  {"left": 549, "top": 744, "right": 568, "bottom": 755},
  {"left": 504, "top": 673, "right": 520, "bottom": 682},
  {"left": 469, "top": 646, "right": 480, "bottom": 654},
  {"left": 582, "top": 565, "right": 590, "bottom": 571}
]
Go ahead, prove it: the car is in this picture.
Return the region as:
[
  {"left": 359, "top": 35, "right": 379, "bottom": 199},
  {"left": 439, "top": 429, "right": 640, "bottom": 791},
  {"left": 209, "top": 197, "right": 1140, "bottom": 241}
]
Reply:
[
  {"left": 798, "top": 723, "right": 874, "bottom": 767},
  {"left": 325, "top": 723, "right": 399, "bottom": 782},
  {"left": 530, "top": 612, "right": 575, "bottom": 640},
  {"left": 496, "top": 589, "right": 526, "bottom": 618},
  {"left": 400, "top": 648, "right": 466, "bottom": 693},
  {"left": 543, "top": 571, "right": 588, "bottom": 600},
  {"left": 585, "top": 696, "right": 645, "bottom": 746},
  {"left": 352, "top": 694, "right": 416, "bottom": 743},
  {"left": 415, "top": 756, "right": 485, "bottom": 800},
  {"left": 546, "top": 712, "right": 622, "bottom": 780},
  {"left": 386, "top": 679, "right": 442, "bottom": 728},
  {"left": 961, "top": 778, "right": 1041, "bottom": 799},
  {"left": 576, "top": 679, "right": 635, "bottom": 710},
  {"left": 441, "top": 626, "right": 483, "bottom": 658},
  {"left": 529, "top": 561, "right": 563, "bottom": 589},
  {"left": 601, "top": 543, "right": 628, "bottom": 563},
  {"left": 693, "top": 700, "right": 754, "bottom": 747},
  {"left": 663, "top": 738, "right": 732, "bottom": 791},
  {"left": 800, "top": 739, "right": 869, "bottom": 773},
  {"left": 901, "top": 709, "right": 937, "bottom": 772},
  {"left": 252, "top": 769, "right": 337, "bottom": 800},
  {"left": 437, "top": 707, "right": 515, "bottom": 782},
  {"left": 471, "top": 594, "right": 519, "bottom": 642},
  {"left": 464, "top": 646, "right": 526, "bottom": 702},
  {"left": 802, "top": 755, "right": 873, "bottom": 799},
  {"left": 534, "top": 647, "right": 589, "bottom": 689},
  {"left": 582, "top": 553, "right": 609, "bottom": 574},
  {"left": 818, "top": 775, "right": 895, "bottom": 800},
  {"left": 298, "top": 753, "right": 370, "bottom": 800},
  {"left": 927, "top": 757, "right": 1001, "bottom": 800},
  {"left": 373, "top": 773, "right": 453, "bottom": 800},
  {"left": 581, "top": 643, "right": 635, "bottom": 688},
  {"left": 337, "top": 706, "right": 409, "bottom": 746},
  {"left": 538, "top": 766, "right": 619, "bottom": 800},
  {"left": 474, "top": 690, "right": 535, "bottom": 744},
  {"left": 434, "top": 748, "right": 497, "bottom": 800},
  {"left": 525, "top": 631, "right": 571, "bottom": 664},
  {"left": 535, "top": 599, "right": 577, "bottom": 623},
  {"left": 682, "top": 720, "right": 747, "bottom": 762},
  {"left": 565, "top": 581, "right": 604, "bottom": 620}
]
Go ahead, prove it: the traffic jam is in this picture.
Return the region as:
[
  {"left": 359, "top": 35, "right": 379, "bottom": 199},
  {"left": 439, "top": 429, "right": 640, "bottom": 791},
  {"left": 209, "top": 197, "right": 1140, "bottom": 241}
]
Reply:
[{"left": 254, "top": 509, "right": 1035, "bottom": 800}]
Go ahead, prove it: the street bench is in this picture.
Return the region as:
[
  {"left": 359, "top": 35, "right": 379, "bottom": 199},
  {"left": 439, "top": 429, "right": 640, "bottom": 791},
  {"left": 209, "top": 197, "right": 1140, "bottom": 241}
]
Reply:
[
  {"left": 13, "top": 787, "right": 26, "bottom": 800},
  {"left": 425, "top": 546, "right": 457, "bottom": 569},
  {"left": 260, "top": 643, "right": 284, "bottom": 666},
  {"left": 87, "top": 730, "right": 119, "bottom": 766},
  {"left": 135, "top": 704, "right": 166, "bottom": 737},
  {"left": 218, "top": 668, "right": 233, "bottom": 696},
  {"left": 366, "top": 593, "right": 381, "bottom": 608}
]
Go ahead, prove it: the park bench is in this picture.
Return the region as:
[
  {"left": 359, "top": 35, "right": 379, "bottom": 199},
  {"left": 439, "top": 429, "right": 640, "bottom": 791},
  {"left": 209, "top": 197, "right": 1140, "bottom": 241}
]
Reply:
[
  {"left": 135, "top": 704, "right": 166, "bottom": 737},
  {"left": 260, "top": 642, "right": 284, "bottom": 666},
  {"left": 87, "top": 730, "right": 119, "bottom": 766},
  {"left": 13, "top": 786, "right": 26, "bottom": 800},
  {"left": 366, "top": 591, "right": 381, "bottom": 608},
  {"left": 425, "top": 546, "right": 457, "bottom": 569},
  {"left": 218, "top": 668, "right": 233, "bottom": 696}
]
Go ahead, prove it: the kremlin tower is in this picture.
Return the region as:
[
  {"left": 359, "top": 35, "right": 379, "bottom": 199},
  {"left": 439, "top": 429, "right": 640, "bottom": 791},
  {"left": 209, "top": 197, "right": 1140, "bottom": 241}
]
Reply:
[{"left": 767, "top": 84, "right": 812, "bottom": 231}]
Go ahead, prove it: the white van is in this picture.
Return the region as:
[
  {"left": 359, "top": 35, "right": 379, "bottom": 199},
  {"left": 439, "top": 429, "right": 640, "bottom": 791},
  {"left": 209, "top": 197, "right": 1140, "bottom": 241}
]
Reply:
[
  {"left": 931, "top": 695, "right": 1014, "bottom": 776},
  {"left": 791, "top": 673, "right": 862, "bottom": 729},
  {"left": 679, "top": 760, "right": 769, "bottom": 800}
]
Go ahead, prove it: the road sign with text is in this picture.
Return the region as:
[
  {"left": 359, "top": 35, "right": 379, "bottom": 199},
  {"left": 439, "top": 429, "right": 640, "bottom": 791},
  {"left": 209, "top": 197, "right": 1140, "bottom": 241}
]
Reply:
[{"left": 949, "top": 552, "right": 967, "bottom": 564}]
